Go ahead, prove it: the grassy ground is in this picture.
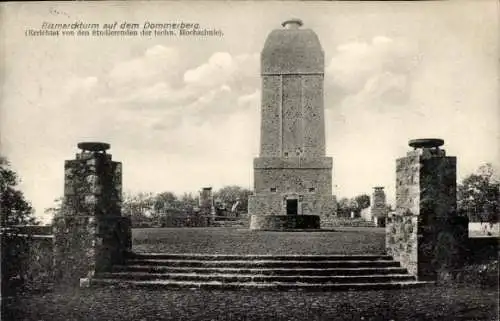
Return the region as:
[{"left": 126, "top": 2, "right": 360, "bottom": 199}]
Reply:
[
  {"left": 2, "top": 285, "right": 498, "bottom": 321},
  {"left": 132, "top": 227, "right": 386, "bottom": 255}
]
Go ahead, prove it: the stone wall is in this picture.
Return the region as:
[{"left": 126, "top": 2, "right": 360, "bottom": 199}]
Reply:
[
  {"left": 248, "top": 193, "right": 284, "bottom": 216},
  {"left": 254, "top": 167, "right": 332, "bottom": 194},
  {"left": 159, "top": 214, "right": 209, "bottom": 227},
  {"left": 386, "top": 212, "right": 419, "bottom": 276},
  {"left": 53, "top": 215, "right": 131, "bottom": 280},
  {"left": 53, "top": 216, "right": 98, "bottom": 282},
  {"left": 251, "top": 156, "right": 336, "bottom": 225},
  {"left": 248, "top": 193, "right": 335, "bottom": 219},
  {"left": 322, "top": 217, "right": 376, "bottom": 228}
]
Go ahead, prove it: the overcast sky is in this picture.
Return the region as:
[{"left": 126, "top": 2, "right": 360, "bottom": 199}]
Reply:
[{"left": 1, "top": 1, "right": 499, "bottom": 223}]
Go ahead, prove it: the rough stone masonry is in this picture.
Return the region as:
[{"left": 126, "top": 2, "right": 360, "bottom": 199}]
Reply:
[
  {"left": 53, "top": 142, "right": 131, "bottom": 286},
  {"left": 386, "top": 138, "right": 468, "bottom": 281},
  {"left": 248, "top": 19, "right": 336, "bottom": 230}
]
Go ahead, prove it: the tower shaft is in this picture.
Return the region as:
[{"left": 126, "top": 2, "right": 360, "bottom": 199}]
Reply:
[{"left": 260, "top": 74, "right": 326, "bottom": 158}]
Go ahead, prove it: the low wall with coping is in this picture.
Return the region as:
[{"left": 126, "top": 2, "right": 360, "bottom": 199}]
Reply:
[
  {"left": 468, "top": 222, "right": 499, "bottom": 237},
  {"left": 249, "top": 215, "right": 320, "bottom": 230}
]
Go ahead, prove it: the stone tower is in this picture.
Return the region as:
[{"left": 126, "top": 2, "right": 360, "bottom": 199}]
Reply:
[{"left": 248, "top": 19, "right": 336, "bottom": 230}]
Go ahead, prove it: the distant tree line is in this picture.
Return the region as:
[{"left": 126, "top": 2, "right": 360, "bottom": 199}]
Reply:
[
  {"left": 336, "top": 194, "right": 371, "bottom": 218},
  {"left": 1, "top": 157, "right": 39, "bottom": 294},
  {"left": 122, "top": 186, "right": 253, "bottom": 227},
  {"left": 0, "top": 157, "right": 37, "bottom": 226}
]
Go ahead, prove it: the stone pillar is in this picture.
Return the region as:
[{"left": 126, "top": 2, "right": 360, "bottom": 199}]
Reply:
[
  {"left": 371, "top": 187, "right": 388, "bottom": 227},
  {"left": 53, "top": 142, "right": 132, "bottom": 286},
  {"left": 386, "top": 139, "right": 468, "bottom": 281},
  {"left": 199, "top": 187, "right": 214, "bottom": 226}
]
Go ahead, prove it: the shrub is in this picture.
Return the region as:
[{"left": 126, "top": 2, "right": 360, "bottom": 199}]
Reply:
[{"left": 1, "top": 231, "right": 54, "bottom": 295}]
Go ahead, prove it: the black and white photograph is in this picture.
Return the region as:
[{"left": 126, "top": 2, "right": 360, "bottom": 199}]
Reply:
[{"left": 0, "top": 1, "right": 498, "bottom": 320}]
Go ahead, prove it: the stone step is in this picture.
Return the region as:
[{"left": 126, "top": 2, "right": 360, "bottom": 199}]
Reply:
[
  {"left": 96, "top": 272, "right": 416, "bottom": 283},
  {"left": 125, "top": 259, "right": 400, "bottom": 268},
  {"left": 90, "top": 278, "right": 432, "bottom": 291},
  {"left": 95, "top": 252, "right": 423, "bottom": 291},
  {"left": 128, "top": 253, "right": 392, "bottom": 261},
  {"left": 113, "top": 265, "right": 409, "bottom": 276}
]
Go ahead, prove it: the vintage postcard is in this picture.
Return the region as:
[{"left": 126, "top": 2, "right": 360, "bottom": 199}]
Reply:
[{"left": 1, "top": 1, "right": 498, "bottom": 320}]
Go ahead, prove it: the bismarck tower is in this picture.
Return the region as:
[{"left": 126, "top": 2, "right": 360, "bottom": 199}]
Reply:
[{"left": 248, "top": 19, "right": 336, "bottom": 230}]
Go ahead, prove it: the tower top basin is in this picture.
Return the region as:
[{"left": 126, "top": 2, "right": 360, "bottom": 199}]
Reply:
[
  {"left": 408, "top": 138, "right": 444, "bottom": 149},
  {"left": 282, "top": 18, "right": 303, "bottom": 29},
  {"left": 77, "top": 142, "right": 110, "bottom": 152}
]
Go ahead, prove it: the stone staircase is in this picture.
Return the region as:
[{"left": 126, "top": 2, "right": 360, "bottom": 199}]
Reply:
[{"left": 91, "top": 253, "right": 432, "bottom": 290}]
